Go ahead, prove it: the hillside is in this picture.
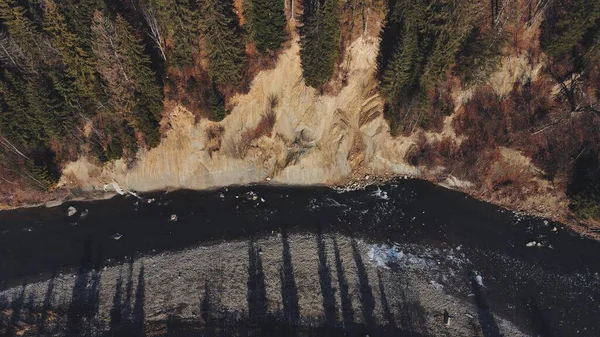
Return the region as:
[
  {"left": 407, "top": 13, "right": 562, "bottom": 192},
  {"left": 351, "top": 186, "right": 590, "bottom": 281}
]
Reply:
[{"left": 0, "top": 0, "right": 599, "bottom": 234}]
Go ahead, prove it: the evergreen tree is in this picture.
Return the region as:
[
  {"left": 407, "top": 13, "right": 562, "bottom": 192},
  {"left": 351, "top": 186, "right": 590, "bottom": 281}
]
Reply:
[
  {"left": 198, "top": 0, "right": 246, "bottom": 86},
  {"left": 91, "top": 10, "right": 136, "bottom": 117},
  {"left": 42, "top": 0, "right": 99, "bottom": 111},
  {"left": 114, "top": 15, "right": 163, "bottom": 147},
  {"left": 299, "top": 0, "right": 341, "bottom": 88},
  {"left": 247, "top": 0, "right": 287, "bottom": 52},
  {"left": 0, "top": 0, "right": 42, "bottom": 70},
  {"left": 57, "top": 0, "right": 105, "bottom": 52},
  {"left": 541, "top": 0, "right": 600, "bottom": 59},
  {"left": 170, "top": 0, "right": 200, "bottom": 67}
]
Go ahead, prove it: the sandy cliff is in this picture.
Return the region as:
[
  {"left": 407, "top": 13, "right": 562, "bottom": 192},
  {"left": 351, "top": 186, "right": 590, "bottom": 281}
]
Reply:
[{"left": 59, "top": 36, "right": 418, "bottom": 194}]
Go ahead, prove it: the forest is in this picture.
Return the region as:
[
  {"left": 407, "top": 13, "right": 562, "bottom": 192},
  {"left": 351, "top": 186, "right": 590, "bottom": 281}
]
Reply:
[
  {"left": 0, "top": 0, "right": 292, "bottom": 192},
  {"left": 1, "top": 0, "right": 599, "bottom": 223},
  {"left": 377, "top": 0, "right": 600, "bottom": 221}
]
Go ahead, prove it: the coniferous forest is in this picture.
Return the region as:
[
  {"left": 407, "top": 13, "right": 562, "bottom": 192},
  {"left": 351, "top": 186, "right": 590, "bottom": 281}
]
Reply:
[{"left": 0, "top": 0, "right": 295, "bottom": 192}]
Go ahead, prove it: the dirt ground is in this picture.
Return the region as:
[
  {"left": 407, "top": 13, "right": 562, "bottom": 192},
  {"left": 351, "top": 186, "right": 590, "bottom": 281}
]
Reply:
[{"left": 0, "top": 233, "right": 527, "bottom": 336}]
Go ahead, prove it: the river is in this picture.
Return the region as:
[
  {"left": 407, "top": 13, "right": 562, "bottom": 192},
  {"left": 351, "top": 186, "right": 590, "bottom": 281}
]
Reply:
[{"left": 0, "top": 179, "right": 599, "bottom": 336}]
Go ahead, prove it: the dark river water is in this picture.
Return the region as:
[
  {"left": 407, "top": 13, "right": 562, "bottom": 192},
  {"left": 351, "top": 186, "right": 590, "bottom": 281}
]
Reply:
[{"left": 0, "top": 179, "right": 599, "bottom": 336}]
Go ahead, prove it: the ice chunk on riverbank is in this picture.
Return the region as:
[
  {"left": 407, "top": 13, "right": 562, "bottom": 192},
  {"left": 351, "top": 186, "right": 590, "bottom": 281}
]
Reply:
[
  {"left": 368, "top": 244, "right": 403, "bottom": 269},
  {"left": 112, "top": 182, "right": 125, "bottom": 195}
]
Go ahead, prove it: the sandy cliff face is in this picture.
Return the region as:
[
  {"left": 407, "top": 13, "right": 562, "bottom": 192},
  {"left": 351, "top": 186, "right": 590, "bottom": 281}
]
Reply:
[{"left": 59, "top": 37, "right": 418, "bottom": 193}]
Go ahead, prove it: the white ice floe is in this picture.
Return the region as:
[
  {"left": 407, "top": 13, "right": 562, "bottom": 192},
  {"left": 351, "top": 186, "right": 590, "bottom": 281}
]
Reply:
[
  {"left": 110, "top": 233, "right": 122, "bottom": 240},
  {"left": 67, "top": 206, "right": 77, "bottom": 217},
  {"left": 80, "top": 209, "right": 89, "bottom": 219}
]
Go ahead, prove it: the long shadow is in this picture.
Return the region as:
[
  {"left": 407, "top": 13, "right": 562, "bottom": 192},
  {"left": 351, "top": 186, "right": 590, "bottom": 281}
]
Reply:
[
  {"left": 133, "top": 263, "right": 145, "bottom": 336},
  {"left": 523, "top": 293, "right": 553, "bottom": 337},
  {"left": 332, "top": 236, "right": 354, "bottom": 330},
  {"left": 377, "top": 270, "right": 395, "bottom": 328},
  {"left": 66, "top": 238, "right": 92, "bottom": 336},
  {"left": 0, "top": 294, "right": 6, "bottom": 335},
  {"left": 200, "top": 278, "right": 218, "bottom": 336},
  {"left": 279, "top": 229, "right": 300, "bottom": 326},
  {"left": 108, "top": 260, "right": 145, "bottom": 337},
  {"left": 38, "top": 273, "right": 56, "bottom": 335},
  {"left": 470, "top": 272, "right": 501, "bottom": 337},
  {"left": 247, "top": 238, "right": 267, "bottom": 326},
  {"left": 110, "top": 267, "right": 124, "bottom": 328},
  {"left": 123, "top": 258, "right": 135, "bottom": 321},
  {"left": 9, "top": 284, "right": 26, "bottom": 336},
  {"left": 351, "top": 239, "right": 376, "bottom": 332},
  {"left": 316, "top": 232, "right": 337, "bottom": 328}
]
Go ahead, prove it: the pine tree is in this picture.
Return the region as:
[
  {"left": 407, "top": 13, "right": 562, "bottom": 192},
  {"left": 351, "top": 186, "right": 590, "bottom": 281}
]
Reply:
[
  {"left": 0, "top": 0, "right": 41, "bottom": 70},
  {"left": 198, "top": 0, "right": 247, "bottom": 86},
  {"left": 42, "top": 0, "right": 98, "bottom": 111},
  {"left": 299, "top": 0, "right": 341, "bottom": 88},
  {"left": 114, "top": 15, "right": 163, "bottom": 148},
  {"left": 170, "top": 0, "right": 200, "bottom": 67},
  {"left": 57, "top": 0, "right": 105, "bottom": 52},
  {"left": 541, "top": 0, "right": 600, "bottom": 59},
  {"left": 91, "top": 10, "right": 136, "bottom": 117},
  {"left": 248, "top": 0, "right": 287, "bottom": 52}
]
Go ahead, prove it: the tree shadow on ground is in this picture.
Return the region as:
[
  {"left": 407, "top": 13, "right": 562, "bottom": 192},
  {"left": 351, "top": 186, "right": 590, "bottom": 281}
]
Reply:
[
  {"left": 106, "top": 259, "right": 146, "bottom": 337},
  {"left": 521, "top": 287, "right": 554, "bottom": 337},
  {"left": 351, "top": 238, "right": 377, "bottom": 333},
  {"left": 66, "top": 238, "right": 103, "bottom": 337},
  {"left": 316, "top": 232, "right": 337, "bottom": 328},
  {"left": 247, "top": 237, "right": 267, "bottom": 326},
  {"left": 332, "top": 236, "right": 354, "bottom": 331},
  {"left": 279, "top": 229, "right": 300, "bottom": 327},
  {"left": 470, "top": 271, "right": 501, "bottom": 337}
]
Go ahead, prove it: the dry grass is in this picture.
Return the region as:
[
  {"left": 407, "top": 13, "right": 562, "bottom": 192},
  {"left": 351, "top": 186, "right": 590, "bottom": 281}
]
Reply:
[
  {"left": 205, "top": 124, "right": 225, "bottom": 157},
  {"left": 239, "top": 95, "right": 278, "bottom": 157}
]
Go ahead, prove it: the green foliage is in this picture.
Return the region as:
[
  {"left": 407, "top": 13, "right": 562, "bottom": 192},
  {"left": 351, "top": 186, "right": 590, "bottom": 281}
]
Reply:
[
  {"left": 42, "top": 0, "right": 99, "bottom": 104},
  {"left": 57, "top": 0, "right": 105, "bottom": 52},
  {"left": 571, "top": 180, "right": 600, "bottom": 221},
  {"left": 114, "top": 15, "right": 163, "bottom": 148},
  {"left": 454, "top": 26, "right": 505, "bottom": 85},
  {"left": 27, "top": 162, "right": 59, "bottom": 191},
  {"left": 299, "top": 0, "right": 341, "bottom": 88},
  {"left": 106, "top": 134, "right": 124, "bottom": 161},
  {"left": 377, "top": 0, "right": 504, "bottom": 133},
  {"left": 247, "top": 0, "right": 287, "bottom": 52},
  {"left": 171, "top": 0, "right": 201, "bottom": 67},
  {"left": 207, "top": 81, "right": 227, "bottom": 122},
  {"left": 145, "top": 0, "right": 201, "bottom": 67},
  {"left": 198, "top": 0, "right": 247, "bottom": 86},
  {"left": 541, "top": 0, "right": 600, "bottom": 59},
  {"left": 379, "top": 0, "right": 484, "bottom": 103}
]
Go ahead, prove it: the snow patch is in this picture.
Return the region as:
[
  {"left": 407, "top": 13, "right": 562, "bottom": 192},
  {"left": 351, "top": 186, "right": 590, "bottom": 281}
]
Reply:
[{"left": 368, "top": 244, "right": 403, "bottom": 268}]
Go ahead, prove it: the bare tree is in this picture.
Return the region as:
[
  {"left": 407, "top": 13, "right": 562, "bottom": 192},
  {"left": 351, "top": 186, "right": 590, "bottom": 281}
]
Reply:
[
  {"left": 140, "top": 4, "right": 167, "bottom": 61},
  {"left": 0, "top": 31, "right": 28, "bottom": 72}
]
